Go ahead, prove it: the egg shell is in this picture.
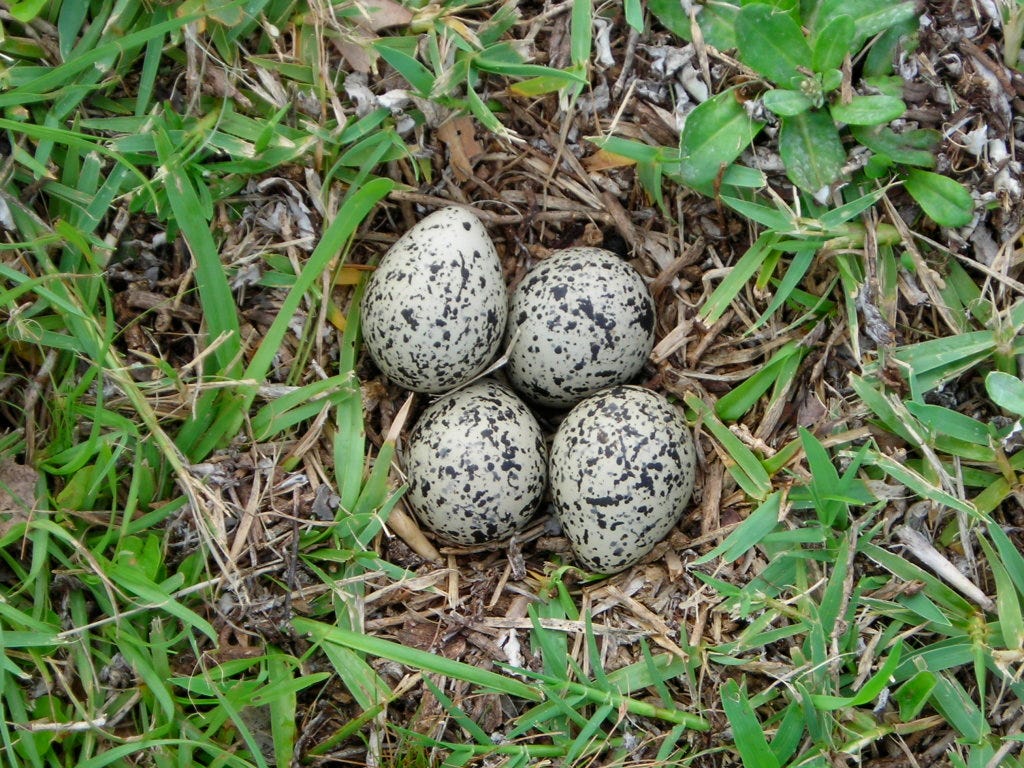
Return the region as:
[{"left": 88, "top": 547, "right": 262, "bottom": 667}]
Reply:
[
  {"left": 505, "top": 247, "right": 656, "bottom": 408},
  {"left": 549, "top": 385, "right": 696, "bottom": 574},
  {"left": 404, "top": 380, "right": 548, "bottom": 545},
  {"left": 361, "top": 206, "right": 507, "bottom": 393}
]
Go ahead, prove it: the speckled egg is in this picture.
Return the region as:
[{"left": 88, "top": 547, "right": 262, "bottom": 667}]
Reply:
[
  {"left": 505, "top": 247, "right": 656, "bottom": 408},
  {"left": 361, "top": 206, "right": 507, "bottom": 393},
  {"left": 404, "top": 380, "right": 548, "bottom": 545},
  {"left": 549, "top": 386, "right": 696, "bottom": 574}
]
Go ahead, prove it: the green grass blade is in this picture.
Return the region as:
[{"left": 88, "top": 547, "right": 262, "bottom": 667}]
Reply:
[
  {"left": 184, "top": 178, "right": 394, "bottom": 459},
  {"left": 692, "top": 492, "right": 782, "bottom": 565},
  {"left": 699, "top": 232, "right": 776, "bottom": 325},
  {"left": 720, "top": 679, "right": 780, "bottom": 768},
  {"left": 686, "top": 394, "right": 773, "bottom": 499},
  {"left": 154, "top": 126, "right": 242, "bottom": 377},
  {"left": 295, "top": 618, "right": 541, "bottom": 702}
]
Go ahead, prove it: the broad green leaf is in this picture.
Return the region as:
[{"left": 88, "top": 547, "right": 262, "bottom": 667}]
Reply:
[
  {"left": 8, "top": 0, "right": 47, "bottom": 22},
  {"left": 680, "top": 89, "right": 764, "bottom": 190},
  {"left": 904, "top": 169, "right": 973, "bottom": 227},
  {"left": 820, "top": 68, "right": 843, "bottom": 92},
  {"left": 849, "top": 1, "right": 917, "bottom": 41},
  {"left": 649, "top": 0, "right": 739, "bottom": 48},
  {"left": 779, "top": 110, "right": 846, "bottom": 193},
  {"left": 812, "top": 14, "right": 854, "bottom": 72},
  {"left": 762, "top": 89, "right": 813, "bottom": 117},
  {"left": 864, "top": 16, "right": 919, "bottom": 76},
  {"left": 736, "top": 4, "right": 811, "bottom": 87},
  {"left": 374, "top": 42, "right": 436, "bottom": 95},
  {"left": 811, "top": 0, "right": 917, "bottom": 43},
  {"left": 830, "top": 95, "right": 906, "bottom": 125},
  {"left": 986, "top": 371, "right": 1024, "bottom": 416}
]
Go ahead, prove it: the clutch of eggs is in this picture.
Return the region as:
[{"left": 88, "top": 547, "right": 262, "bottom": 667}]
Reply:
[{"left": 363, "top": 207, "right": 695, "bottom": 572}]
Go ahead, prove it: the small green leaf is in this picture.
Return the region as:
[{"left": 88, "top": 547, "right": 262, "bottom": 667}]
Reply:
[
  {"left": 851, "top": 125, "right": 938, "bottom": 167},
  {"left": 779, "top": 110, "right": 846, "bottom": 193},
  {"left": 812, "top": 0, "right": 917, "bottom": 43},
  {"left": 762, "top": 89, "right": 813, "bottom": 117},
  {"left": 7, "top": 0, "right": 47, "bottom": 22},
  {"left": 820, "top": 68, "right": 843, "bottom": 92},
  {"left": 593, "top": 135, "right": 670, "bottom": 165},
  {"left": 986, "top": 371, "right": 1024, "bottom": 416},
  {"left": 850, "top": 1, "right": 917, "bottom": 41},
  {"left": 736, "top": 4, "right": 811, "bottom": 87},
  {"left": 905, "top": 402, "right": 994, "bottom": 445},
  {"left": 624, "top": 0, "right": 644, "bottom": 31},
  {"left": 903, "top": 169, "right": 973, "bottom": 227},
  {"left": 680, "top": 89, "right": 764, "bottom": 190},
  {"left": 570, "top": 0, "right": 592, "bottom": 72},
  {"left": 649, "top": 0, "right": 738, "bottom": 48},
  {"left": 716, "top": 342, "right": 804, "bottom": 421},
  {"left": 809, "top": 642, "right": 902, "bottom": 709},
  {"left": 721, "top": 196, "right": 794, "bottom": 231},
  {"left": 375, "top": 42, "right": 436, "bottom": 95},
  {"left": 699, "top": 231, "right": 776, "bottom": 325},
  {"left": 979, "top": 536, "right": 1024, "bottom": 649},
  {"left": 686, "top": 394, "right": 773, "bottom": 500},
  {"left": 812, "top": 15, "right": 855, "bottom": 72},
  {"left": 829, "top": 95, "right": 906, "bottom": 125},
  {"left": 893, "top": 330, "right": 996, "bottom": 394}
]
